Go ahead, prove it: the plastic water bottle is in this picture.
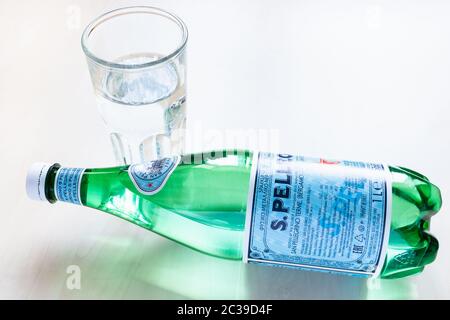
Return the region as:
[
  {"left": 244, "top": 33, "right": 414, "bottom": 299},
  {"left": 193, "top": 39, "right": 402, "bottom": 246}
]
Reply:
[{"left": 26, "top": 150, "right": 442, "bottom": 278}]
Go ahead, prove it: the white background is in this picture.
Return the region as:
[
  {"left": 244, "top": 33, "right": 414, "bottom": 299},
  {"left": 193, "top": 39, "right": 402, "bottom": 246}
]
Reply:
[{"left": 0, "top": 0, "right": 449, "bottom": 299}]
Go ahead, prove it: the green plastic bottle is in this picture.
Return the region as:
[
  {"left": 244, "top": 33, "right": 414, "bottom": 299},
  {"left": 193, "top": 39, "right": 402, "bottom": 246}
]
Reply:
[{"left": 26, "top": 150, "right": 441, "bottom": 279}]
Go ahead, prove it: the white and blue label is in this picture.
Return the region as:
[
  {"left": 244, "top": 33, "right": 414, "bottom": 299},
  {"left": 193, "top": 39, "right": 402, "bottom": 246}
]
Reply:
[
  {"left": 243, "top": 152, "right": 392, "bottom": 277},
  {"left": 55, "top": 167, "right": 85, "bottom": 205},
  {"left": 129, "top": 156, "right": 180, "bottom": 195}
]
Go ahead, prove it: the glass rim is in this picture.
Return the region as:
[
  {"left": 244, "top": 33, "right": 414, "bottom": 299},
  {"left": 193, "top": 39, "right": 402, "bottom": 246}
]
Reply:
[{"left": 81, "top": 6, "right": 188, "bottom": 70}]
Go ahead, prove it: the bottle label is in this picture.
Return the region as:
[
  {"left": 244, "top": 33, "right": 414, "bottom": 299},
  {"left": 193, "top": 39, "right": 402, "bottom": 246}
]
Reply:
[
  {"left": 243, "top": 152, "right": 392, "bottom": 277},
  {"left": 129, "top": 156, "right": 180, "bottom": 195},
  {"left": 55, "top": 167, "right": 85, "bottom": 205}
]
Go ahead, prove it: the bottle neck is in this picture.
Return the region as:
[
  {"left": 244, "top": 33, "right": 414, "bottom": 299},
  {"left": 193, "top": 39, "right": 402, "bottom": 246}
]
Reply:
[
  {"left": 44, "top": 164, "right": 60, "bottom": 203},
  {"left": 45, "top": 164, "right": 86, "bottom": 205}
]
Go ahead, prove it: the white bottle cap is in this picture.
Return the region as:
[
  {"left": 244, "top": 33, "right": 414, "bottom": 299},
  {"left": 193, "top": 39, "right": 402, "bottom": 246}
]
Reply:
[{"left": 26, "top": 162, "right": 52, "bottom": 202}]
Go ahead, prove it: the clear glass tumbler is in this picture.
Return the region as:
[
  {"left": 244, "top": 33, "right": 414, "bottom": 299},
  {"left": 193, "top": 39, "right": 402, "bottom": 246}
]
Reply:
[{"left": 81, "top": 6, "right": 187, "bottom": 164}]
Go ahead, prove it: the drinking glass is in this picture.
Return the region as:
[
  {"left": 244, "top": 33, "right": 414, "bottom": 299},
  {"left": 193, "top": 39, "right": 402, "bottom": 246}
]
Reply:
[{"left": 82, "top": 6, "right": 187, "bottom": 164}]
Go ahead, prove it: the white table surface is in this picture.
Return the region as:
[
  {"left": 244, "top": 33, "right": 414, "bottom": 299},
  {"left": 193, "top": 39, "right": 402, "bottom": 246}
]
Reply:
[{"left": 1, "top": 0, "right": 449, "bottom": 299}]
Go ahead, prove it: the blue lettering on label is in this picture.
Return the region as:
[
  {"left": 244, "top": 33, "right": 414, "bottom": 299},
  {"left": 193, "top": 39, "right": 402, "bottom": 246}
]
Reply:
[
  {"left": 55, "top": 167, "right": 84, "bottom": 205},
  {"left": 129, "top": 156, "right": 180, "bottom": 195},
  {"left": 245, "top": 152, "right": 390, "bottom": 277}
]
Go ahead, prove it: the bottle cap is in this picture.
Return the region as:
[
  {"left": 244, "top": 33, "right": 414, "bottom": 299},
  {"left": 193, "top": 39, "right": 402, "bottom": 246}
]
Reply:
[{"left": 26, "top": 162, "right": 52, "bottom": 202}]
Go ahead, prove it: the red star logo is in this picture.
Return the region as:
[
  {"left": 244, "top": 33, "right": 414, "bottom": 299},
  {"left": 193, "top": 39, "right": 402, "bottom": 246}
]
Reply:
[{"left": 320, "top": 159, "right": 340, "bottom": 165}]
